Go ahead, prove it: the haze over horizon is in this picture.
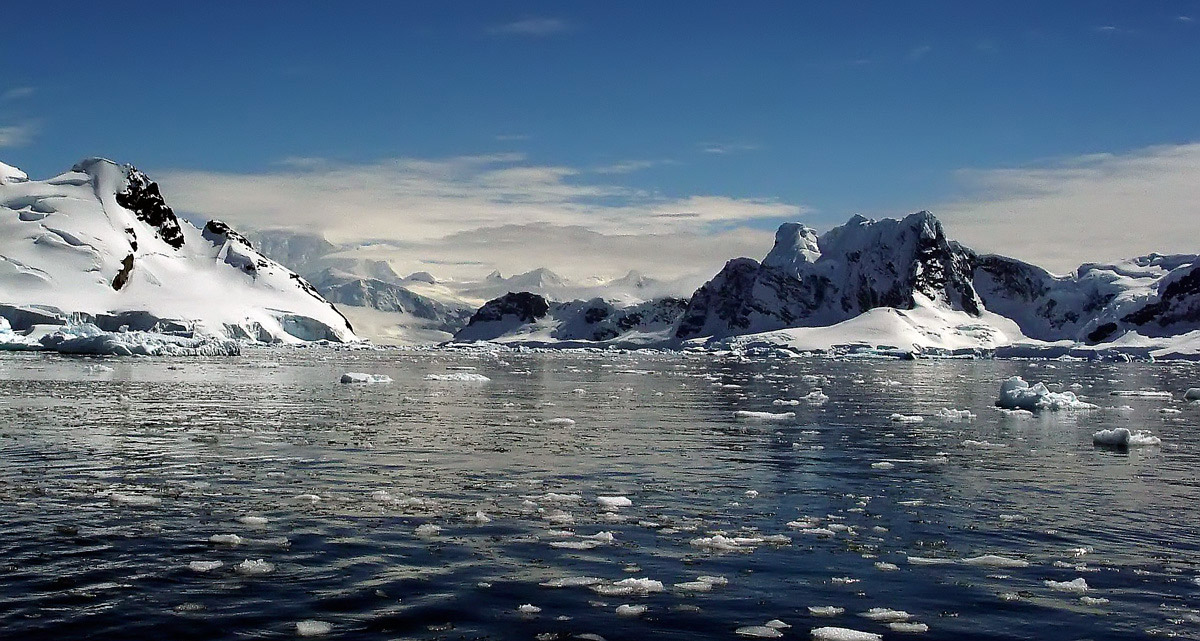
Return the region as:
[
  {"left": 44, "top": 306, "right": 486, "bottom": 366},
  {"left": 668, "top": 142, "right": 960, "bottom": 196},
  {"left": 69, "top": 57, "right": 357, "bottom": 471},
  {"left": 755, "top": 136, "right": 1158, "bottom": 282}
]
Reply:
[{"left": 3, "top": 1, "right": 1199, "bottom": 280}]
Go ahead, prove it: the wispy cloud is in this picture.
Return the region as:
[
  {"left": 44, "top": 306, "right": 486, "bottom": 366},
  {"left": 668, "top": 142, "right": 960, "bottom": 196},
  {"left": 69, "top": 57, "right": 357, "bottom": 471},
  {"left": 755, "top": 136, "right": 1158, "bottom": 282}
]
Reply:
[
  {"left": 907, "top": 45, "right": 933, "bottom": 61},
  {"left": 494, "top": 133, "right": 530, "bottom": 142},
  {"left": 1, "top": 87, "right": 34, "bottom": 102},
  {"left": 0, "top": 123, "right": 36, "bottom": 148},
  {"left": 935, "top": 142, "right": 1200, "bottom": 273},
  {"left": 698, "top": 142, "right": 761, "bottom": 155},
  {"left": 157, "top": 154, "right": 804, "bottom": 280},
  {"left": 488, "top": 17, "right": 571, "bottom": 37},
  {"left": 1178, "top": 15, "right": 1195, "bottom": 23},
  {"left": 592, "top": 159, "right": 673, "bottom": 174}
]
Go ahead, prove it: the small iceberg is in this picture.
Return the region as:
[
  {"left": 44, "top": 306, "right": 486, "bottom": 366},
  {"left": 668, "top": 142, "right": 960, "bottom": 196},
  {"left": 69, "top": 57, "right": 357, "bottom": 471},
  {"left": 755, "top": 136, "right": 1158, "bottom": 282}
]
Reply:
[
  {"left": 997, "top": 377, "right": 1096, "bottom": 411},
  {"left": 340, "top": 372, "right": 392, "bottom": 384},
  {"left": 1092, "top": 428, "right": 1161, "bottom": 448}
]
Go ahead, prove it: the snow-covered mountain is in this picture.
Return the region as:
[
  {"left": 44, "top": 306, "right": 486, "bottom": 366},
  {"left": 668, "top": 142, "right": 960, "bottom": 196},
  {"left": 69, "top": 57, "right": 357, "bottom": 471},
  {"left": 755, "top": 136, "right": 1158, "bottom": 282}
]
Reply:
[
  {"left": 0, "top": 158, "right": 356, "bottom": 346},
  {"left": 453, "top": 211, "right": 1200, "bottom": 358}
]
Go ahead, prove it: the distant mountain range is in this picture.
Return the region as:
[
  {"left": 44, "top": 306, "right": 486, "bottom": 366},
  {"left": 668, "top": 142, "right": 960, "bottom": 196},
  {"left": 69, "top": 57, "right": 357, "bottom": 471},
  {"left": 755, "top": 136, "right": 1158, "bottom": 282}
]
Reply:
[{"left": 2, "top": 157, "right": 1197, "bottom": 358}]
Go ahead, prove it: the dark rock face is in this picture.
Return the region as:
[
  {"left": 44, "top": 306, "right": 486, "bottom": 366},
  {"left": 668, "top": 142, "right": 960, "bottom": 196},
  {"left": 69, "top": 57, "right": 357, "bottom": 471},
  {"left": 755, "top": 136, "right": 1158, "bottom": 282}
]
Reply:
[
  {"left": 203, "top": 219, "right": 253, "bottom": 248},
  {"left": 1121, "top": 263, "right": 1200, "bottom": 335},
  {"left": 676, "top": 212, "right": 982, "bottom": 341},
  {"left": 467, "top": 292, "right": 551, "bottom": 325},
  {"left": 111, "top": 253, "right": 134, "bottom": 290},
  {"left": 116, "top": 167, "right": 185, "bottom": 249}
]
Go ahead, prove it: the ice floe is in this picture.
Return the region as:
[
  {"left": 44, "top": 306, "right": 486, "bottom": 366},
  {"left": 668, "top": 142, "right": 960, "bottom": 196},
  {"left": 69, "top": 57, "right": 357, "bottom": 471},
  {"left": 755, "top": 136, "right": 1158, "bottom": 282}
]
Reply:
[
  {"left": 734, "top": 410, "right": 796, "bottom": 422},
  {"left": 996, "top": 376, "right": 1097, "bottom": 411},
  {"left": 1093, "top": 428, "right": 1161, "bottom": 448},
  {"left": 1044, "top": 577, "right": 1089, "bottom": 593},
  {"left": 963, "top": 555, "right": 1030, "bottom": 568},
  {"left": 889, "top": 414, "right": 924, "bottom": 423},
  {"left": 188, "top": 560, "right": 223, "bottom": 573},
  {"left": 424, "top": 372, "right": 491, "bottom": 382},
  {"left": 810, "top": 627, "right": 883, "bottom": 641},
  {"left": 735, "top": 626, "right": 783, "bottom": 638},
  {"left": 340, "top": 372, "right": 392, "bottom": 384},
  {"left": 935, "top": 408, "right": 976, "bottom": 421},
  {"left": 235, "top": 559, "right": 275, "bottom": 576},
  {"left": 295, "top": 620, "right": 332, "bottom": 637},
  {"left": 860, "top": 608, "right": 912, "bottom": 622},
  {"left": 808, "top": 606, "right": 845, "bottom": 617}
]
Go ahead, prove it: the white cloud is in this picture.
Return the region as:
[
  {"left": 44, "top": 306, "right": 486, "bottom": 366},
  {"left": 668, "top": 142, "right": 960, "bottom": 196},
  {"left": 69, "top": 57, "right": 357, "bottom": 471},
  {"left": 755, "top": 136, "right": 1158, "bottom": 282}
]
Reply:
[
  {"left": 592, "top": 159, "right": 673, "bottom": 174},
  {"left": 698, "top": 142, "right": 761, "bottom": 155},
  {"left": 935, "top": 141, "right": 1200, "bottom": 273},
  {"left": 1, "top": 87, "right": 34, "bottom": 102},
  {"left": 157, "top": 154, "right": 803, "bottom": 280},
  {"left": 0, "top": 123, "right": 35, "bottom": 148},
  {"left": 489, "top": 17, "right": 571, "bottom": 37}
]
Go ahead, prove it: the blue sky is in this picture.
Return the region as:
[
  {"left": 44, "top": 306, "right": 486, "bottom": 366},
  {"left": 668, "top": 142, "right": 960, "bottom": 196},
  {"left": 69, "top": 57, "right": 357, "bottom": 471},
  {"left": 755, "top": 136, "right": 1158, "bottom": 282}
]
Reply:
[{"left": 3, "top": 2, "right": 1199, "bottom": 279}]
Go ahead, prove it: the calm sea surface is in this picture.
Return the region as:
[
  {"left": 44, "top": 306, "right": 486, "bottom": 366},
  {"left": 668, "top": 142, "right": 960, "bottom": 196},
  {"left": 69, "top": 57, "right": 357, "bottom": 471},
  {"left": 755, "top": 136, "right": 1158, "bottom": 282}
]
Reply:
[{"left": 1, "top": 349, "right": 1198, "bottom": 640}]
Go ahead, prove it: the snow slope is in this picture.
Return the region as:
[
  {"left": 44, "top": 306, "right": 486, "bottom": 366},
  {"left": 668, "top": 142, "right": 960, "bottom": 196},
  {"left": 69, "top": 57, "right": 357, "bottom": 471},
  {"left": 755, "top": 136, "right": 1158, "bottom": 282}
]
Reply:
[{"left": 0, "top": 158, "right": 356, "bottom": 344}]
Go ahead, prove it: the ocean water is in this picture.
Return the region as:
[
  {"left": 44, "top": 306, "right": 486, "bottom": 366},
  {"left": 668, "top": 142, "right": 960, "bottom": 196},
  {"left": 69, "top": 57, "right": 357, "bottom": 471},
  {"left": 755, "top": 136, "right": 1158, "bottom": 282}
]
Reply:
[{"left": 0, "top": 349, "right": 1198, "bottom": 640}]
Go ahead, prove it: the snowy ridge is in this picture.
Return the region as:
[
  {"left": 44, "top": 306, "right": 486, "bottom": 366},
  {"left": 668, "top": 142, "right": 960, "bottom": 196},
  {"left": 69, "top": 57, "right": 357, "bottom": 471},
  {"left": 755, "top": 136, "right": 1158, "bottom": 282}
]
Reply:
[
  {"left": 453, "top": 212, "right": 1200, "bottom": 358},
  {"left": 0, "top": 158, "right": 357, "bottom": 349}
]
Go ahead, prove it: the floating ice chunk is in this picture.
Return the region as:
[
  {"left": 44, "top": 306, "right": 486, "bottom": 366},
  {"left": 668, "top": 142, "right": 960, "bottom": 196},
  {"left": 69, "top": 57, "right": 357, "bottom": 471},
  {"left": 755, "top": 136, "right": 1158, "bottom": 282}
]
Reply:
[
  {"left": 539, "top": 493, "right": 582, "bottom": 503},
  {"left": 675, "top": 580, "right": 715, "bottom": 592},
  {"left": 613, "top": 577, "right": 663, "bottom": 593},
  {"left": 697, "top": 575, "right": 728, "bottom": 587},
  {"left": 1080, "top": 596, "right": 1109, "bottom": 606},
  {"left": 874, "top": 562, "right": 899, "bottom": 572},
  {"left": 735, "top": 626, "right": 782, "bottom": 638},
  {"left": 235, "top": 559, "right": 275, "bottom": 575},
  {"left": 888, "top": 622, "right": 929, "bottom": 633},
  {"left": 889, "top": 414, "right": 924, "bottom": 423},
  {"left": 963, "top": 555, "right": 1030, "bottom": 568},
  {"left": 109, "top": 493, "right": 161, "bottom": 508},
  {"left": 616, "top": 604, "right": 647, "bottom": 617},
  {"left": 415, "top": 523, "right": 441, "bottom": 538},
  {"left": 962, "top": 440, "right": 1006, "bottom": 450},
  {"left": 765, "top": 620, "right": 791, "bottom": 630},
  {"left": 744, "top": 490, "right": 759, "bottom": 498},
  {"left": 830, "top": 577, "right": 859, "bottom": 585},
  {"left": 340, "top": 372, "right": 392, "bottom": 384},
  {"left": 808, "top": 606, "right": 845, "bottom": 617},
  {"left": 810, "top": 627, "right": 883, "bottom": 641},
  {"left": 935, "top": 408, "right": 975, "bottom": 421},
  {"left": 424, "top": 373, "right": 491, "bottom": 382},
  {"left": 804, "top": 390, "right": 830, "bottom": 405},
  {"left": 1092, "top": 428, "right": 1161, "bottom": 448},
  {"left": 237, "top": 516, "right": 269, "bottom": 527},
  {"left": 690, "top": 534, "right": 760, "bottom": 552},
  {"left": 597, "top": 496, "right": 632, "bottom": 509},
  {"left": 907, "top": 556, "right": 954, "bottom": 566},
  {"left": 1044, "top": 578, "right": 1088, "bottom": 593},
  {"left": 1109, "top": 390, "right": 1173, "bottom": 398},
  {"left": 997, "top": 377, "right": 1096, "bottom": 411},
  {"left": 296, "top": 620, "right": 332, "bottom": 636},
  {"left": 734, "top": 411, "right": 795, "bottom": 422},
  {"left": 518, "top": 604, "right": 541, "bottom": 614},
  {"left": 540, "top": 576, "right": 605, "bottom": 588},
  {"left": 871, "top": 462, "right": 895, "bottom": 470},
  {"left": 209, "top": 534, "right": 244, "bottom": 546},
  {"left": 295, "top": 493, "right": 321, "bottom": 503},
  {"left": 545, "top": 418, "right": 577, "bottom": 426},
  {"left": 773, "top": 399, "right": 801, "bottom": 406},
  {"left": 188, "top": 560, "right": 224, "bottom": 573},
  {"left": 571, "top": 388, "right": 587, "bottom": 395},
  {"left": 860, "top": 608, "right": 911, "bottom": 622},
  {"left": 467, "top": 511, "right": 492, "bottom": 524}
]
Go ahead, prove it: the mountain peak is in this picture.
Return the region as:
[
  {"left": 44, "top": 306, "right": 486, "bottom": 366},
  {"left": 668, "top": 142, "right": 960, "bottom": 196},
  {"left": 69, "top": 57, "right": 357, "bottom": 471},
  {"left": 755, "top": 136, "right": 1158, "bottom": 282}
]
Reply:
[
  {"left": 0, "top": 161, "right": 28, "bottom": 185},
  {"left": 762, "top": 222, "right": 820, "bottom": 275}
]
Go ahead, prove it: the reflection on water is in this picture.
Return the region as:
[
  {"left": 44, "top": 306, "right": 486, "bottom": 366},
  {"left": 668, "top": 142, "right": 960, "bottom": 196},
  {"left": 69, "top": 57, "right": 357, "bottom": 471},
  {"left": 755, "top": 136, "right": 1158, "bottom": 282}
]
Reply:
[{"left": 0, "top": 349, "right": 1198, "bottom": 640}]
